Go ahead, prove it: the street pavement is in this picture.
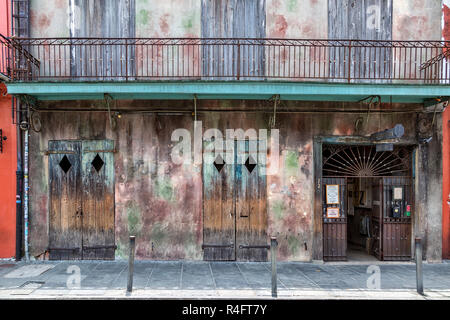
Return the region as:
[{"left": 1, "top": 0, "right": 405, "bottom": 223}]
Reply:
[{"left": 0, "top": 260, "right": 450, "bottom": 299}]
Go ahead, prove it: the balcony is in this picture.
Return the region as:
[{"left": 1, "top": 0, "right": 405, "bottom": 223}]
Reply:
[{"left": 1, "top": 36, "right": 450, "bottom": 102}]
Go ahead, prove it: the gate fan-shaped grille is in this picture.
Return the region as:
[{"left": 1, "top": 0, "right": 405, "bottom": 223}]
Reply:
[{"left": 322, "top": 145, "right": 411, "bottom": 177}]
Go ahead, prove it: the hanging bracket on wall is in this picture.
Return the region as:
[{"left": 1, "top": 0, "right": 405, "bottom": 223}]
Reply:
[
  {"left": 193, "top": 94, "right": 197, "bottom": 122},
  {"left": 104, "top": 93, "right": 116, "bottom": 130},
  {"left": 270, "top": 94, "right": 280, "bottom": 129},
  {"left": 358, "top": 95, "right": 381, "bottom": 125}
]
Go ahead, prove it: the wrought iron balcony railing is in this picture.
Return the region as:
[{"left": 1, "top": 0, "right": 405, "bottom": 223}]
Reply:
[{"left": 1, "top": 36, "right": 450, "bottom": 83}]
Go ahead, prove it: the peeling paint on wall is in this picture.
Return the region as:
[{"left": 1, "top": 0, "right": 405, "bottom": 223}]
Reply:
[
  {"left": 393, "top": 0, "right": 442, "bottom": 40},
  {"left": 266, "top": 0, "right": 327, "bottom": 38},
  {"left": 136, "top": 0, "right": 200, "bottom": 37},
  {"left": 30, "top": 0, "right": 70, "bottom": 37}
]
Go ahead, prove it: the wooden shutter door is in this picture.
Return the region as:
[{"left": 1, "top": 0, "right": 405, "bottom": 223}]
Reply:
[
  {"left": 81, "top": 140, "right": 115, "bottom": 260},
  {"left": 48, "top": 141, "right": 82, "bottom": 260},
  {"left": 202, "top": 140, "right": 236, "bottom": 260},
  {"left": 235, "top": 139, "right": 268, "bottom": 261}
]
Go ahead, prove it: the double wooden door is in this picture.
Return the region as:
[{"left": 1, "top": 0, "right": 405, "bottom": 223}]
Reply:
[
  {"left": 322, "top": 176, "right": 412, "bottom": 261},
  {"left": 203, "top": 139, "right": 267, "bottom": 261},
  {"left": 48, "top": 140, "right": 115, "bottom": 260}
]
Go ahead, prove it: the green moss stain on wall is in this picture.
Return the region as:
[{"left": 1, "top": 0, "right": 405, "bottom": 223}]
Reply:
[
  {"left": 151, "top": 222, "right": 168, "bottom": 245},
  {"left": 182, "top": 15, "right": 194, "bottom": 30},
  {"left": 126, "top": 201, "right": 142, "bottom": 236},
  {"left": 272, "top": 200, "right": 285, "bottom": 220},
  {"left": 115, "top": 240, "right": 127, "bottom": 259},
  {"left": 155, "top": 178, "right": 174, "bottom": 202},
  {"left": 137, "top": 9, "right": 150, "bottom": 26},
  {"left": 286, "top": 0, "right": 298, "bottom": 12},
  {"left": 285, "top": 150, "right": 299, "bottom": 176},
  {"left": 287, "top": 235, "right": 300, "bottom": 255}
]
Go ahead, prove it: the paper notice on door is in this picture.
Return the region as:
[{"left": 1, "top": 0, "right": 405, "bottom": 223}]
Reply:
[
  {"left": 326, "top": 184, "right": 339, "bottom": 204},
  {"left": 326, "top": 207, "right": 340, "bottom": 218}
]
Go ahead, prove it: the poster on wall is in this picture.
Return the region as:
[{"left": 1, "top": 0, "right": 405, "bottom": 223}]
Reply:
[
  {"left": 326, "top": 184, "right": 340, "bottom": 204},
  {"left": 326, "top": 207, "right": 340, "bottom": 218}
]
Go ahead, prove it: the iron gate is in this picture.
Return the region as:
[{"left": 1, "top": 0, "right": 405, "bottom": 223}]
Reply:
[{"left": 322, "top": 144, "right": 413, "bottom": 261}]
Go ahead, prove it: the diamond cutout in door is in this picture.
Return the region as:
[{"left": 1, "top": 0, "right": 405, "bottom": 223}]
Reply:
[
  {"left": 91, "top": 154, "right": 104, "bottom": 172},
  {"left": 213, "top": 154, "right": 225, "bottom": 172},
  {"left": 245, "top": 155, "right": 257, "bottom": 173},
  {"left": 59, "top": 155, "right": 72, "bottom": 173}
]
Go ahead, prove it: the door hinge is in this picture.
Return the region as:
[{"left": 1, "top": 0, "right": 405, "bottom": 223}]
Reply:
[{"left": 202, "top": 243, "right": 234, "bottom": 249}]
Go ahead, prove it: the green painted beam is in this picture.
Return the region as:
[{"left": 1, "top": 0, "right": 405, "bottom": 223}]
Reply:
[{"left": 5, "top": 81, "right": 450, "bottom": 103}]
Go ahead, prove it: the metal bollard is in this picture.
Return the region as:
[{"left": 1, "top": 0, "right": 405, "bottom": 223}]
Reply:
[
  {"left": 127, "top": 236, "right": 136, "bottom": 293},
  {"left": 415, "top": 237, "right": 424, "bottom": 295},
  {"left": 271, "top": 237, "right": 277, "bottom": 298}
]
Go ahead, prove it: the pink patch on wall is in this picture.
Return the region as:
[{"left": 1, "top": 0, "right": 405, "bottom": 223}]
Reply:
[
  {"left": 30, "top": 10, "right": 37, "bottom": 28},
  {"left": 271, "top": 0, "right": 281, "bottom": 10},
  {"left": 55, "top": 0, "right": 65, "bottom": 9},
  {"left": 396, "top": 16, "right": 427, "bottom": 39},
  {"left": 159, "top": 14, "right": 170, "bottom": 35},
  {"left": 271, "top": 15, "right": 288, "bottom": 38},
  {"left": 444, "top": 5, "right": 450, "bottom": 41},
  {"left": 38, "top": 13, "right": 52, "bottom": 30}
]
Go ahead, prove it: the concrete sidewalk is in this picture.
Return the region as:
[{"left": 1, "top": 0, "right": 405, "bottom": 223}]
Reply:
[{"left": 1, "top": 260, "right": 450, "bottom": 299}]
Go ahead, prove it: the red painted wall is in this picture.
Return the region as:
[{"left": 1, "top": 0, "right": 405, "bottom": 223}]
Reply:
[
  {"left": 0, "top": 0, "right": 16, "bottom": 259},
  {"left": 444, "top": 106, "right": 450, "bottom": 259},
  {"left": 443, "top": 2, "right": 450, "bottom": 260}
]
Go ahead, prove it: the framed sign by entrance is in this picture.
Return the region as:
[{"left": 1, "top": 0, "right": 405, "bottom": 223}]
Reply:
[
  {"left": 326, "top": 207, "right": 340, "bottom": 218},
  {"left": 326, "top": 184, "right": 340, "bottom": 204}
]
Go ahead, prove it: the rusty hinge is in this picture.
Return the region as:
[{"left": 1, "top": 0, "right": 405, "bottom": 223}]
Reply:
[
  {"left": 83, "top": 149, "right": 116, "bottom": 153},
  {"left": 44, "top": 150, "right": 76, "bottom": 155},
  {"left": 48, "top": 247, "right": 80, "bottom": 252},
  {"left": 202, "top": 243, "right": 234, "bottom": 249},
  {"left": 82, "top": 245, "right": 117, "bottom": 250},
  {"left": 239, "top": 244, "right": 270, "bottom": 249}
]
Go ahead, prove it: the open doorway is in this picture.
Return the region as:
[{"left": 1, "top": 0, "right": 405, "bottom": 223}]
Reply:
[
  {"left": 346, "top": 177, "right": 378, "bottom": 262},
  {"left": 321, "top": 144, "right": 414, "bottom": 262}
]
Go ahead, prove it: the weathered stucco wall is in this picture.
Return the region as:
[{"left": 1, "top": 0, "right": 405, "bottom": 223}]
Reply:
[
  {"left": 27, "top": 0, "right": 444, "bottom": 41},
  {"left": 393, "top": 0, "right": 442, "bottom": 40},
  {"left": 136, "top": 0, "right": 200, "bottom": 37},
  {"left": 27, "top": 100, "right": 428, "bottom": 261},
  {"left": 266, "top": 0, "right": 327, "bottom": 38},
  {"left": 30, "top": 0, "right": 69, "bottom": 37},
  {"left": 29, "top": 110, "right": 203, "bottom": 260}
]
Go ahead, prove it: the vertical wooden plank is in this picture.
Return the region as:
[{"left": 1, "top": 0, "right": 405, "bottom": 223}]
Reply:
[
  {"left": 48, "top": 141, "right": 82, "bottom": 260},
  {"left": 313, "top": 140, "right": 323, "bottom": 260},
  {"left": 81, "top": 140, "right": 115, "bottom": 260}
]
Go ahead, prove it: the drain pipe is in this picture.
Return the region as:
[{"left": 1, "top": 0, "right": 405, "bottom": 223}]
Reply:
[
  {"left": 14, "top": 98, "right": 23, "bottom": 261},
  {"left": 23, "top": 123, "right": 29, "bottom": 262}
]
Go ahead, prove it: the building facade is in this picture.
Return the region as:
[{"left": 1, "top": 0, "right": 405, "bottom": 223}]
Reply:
[{"left": 1, "top": 0, "right": 449, "bottom": 262}]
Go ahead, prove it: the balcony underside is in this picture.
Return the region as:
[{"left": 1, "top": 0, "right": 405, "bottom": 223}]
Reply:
[{"left": 5, "top": 81, "right": 450, "bottom": 103}]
